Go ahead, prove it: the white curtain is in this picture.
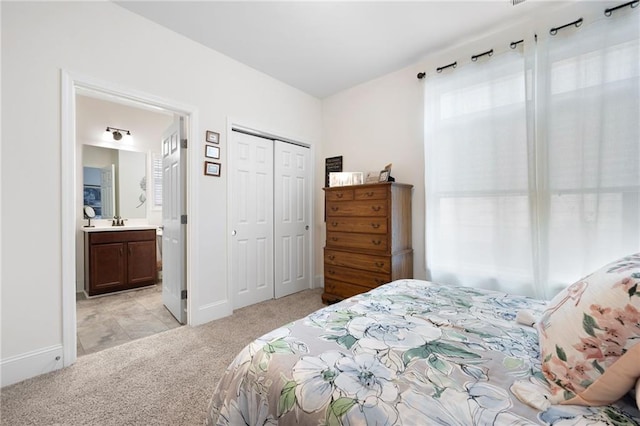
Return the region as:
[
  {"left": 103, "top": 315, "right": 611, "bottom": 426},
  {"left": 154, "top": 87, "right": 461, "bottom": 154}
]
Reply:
[
  {"left": 535, "top": 11, "right": 640, "bottom": 297},
  {"left": 425, "top": 9, "right": 639, "bottom": 299}
]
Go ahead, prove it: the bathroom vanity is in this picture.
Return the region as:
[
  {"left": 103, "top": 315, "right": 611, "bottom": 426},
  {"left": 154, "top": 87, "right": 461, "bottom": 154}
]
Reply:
[{"left": 84, "top": 227, "right": 157, "bottom": 296}]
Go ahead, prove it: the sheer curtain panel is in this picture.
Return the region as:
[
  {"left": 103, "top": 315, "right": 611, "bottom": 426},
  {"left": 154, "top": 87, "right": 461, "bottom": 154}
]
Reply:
[
  {"left": 425, "top": 48, "right": 536, "bottom": 297},
  {"left": 535, "top": 10, "right": 640, "bottom": 298},
  {"left": 424, "top": 9, "right": 639, "bottom": 299}
]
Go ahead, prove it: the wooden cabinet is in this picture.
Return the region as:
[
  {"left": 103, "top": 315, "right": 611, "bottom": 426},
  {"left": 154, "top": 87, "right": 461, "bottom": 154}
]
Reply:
[
  {"left": 323, "top": 182, "right": 413, "bottom": 303},
  {"left": 85, "top": 229, "right": 157, "bottom": 296}
]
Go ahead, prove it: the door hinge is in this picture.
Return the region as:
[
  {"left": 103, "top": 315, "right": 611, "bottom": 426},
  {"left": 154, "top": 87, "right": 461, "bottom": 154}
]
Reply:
[
  {"left": 181, "top": 215, "right": 188, "bottom": 224},
  {"left": 181, "top": 290, "right": 188, "bottom": 300},
  {"left": 181, "top": 138, "right": 188, "bottom": 149}
]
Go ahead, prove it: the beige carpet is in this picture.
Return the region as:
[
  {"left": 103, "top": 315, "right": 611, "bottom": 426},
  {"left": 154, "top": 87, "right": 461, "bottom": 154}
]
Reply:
[{"left": 1, "top": 288, "right": 324, "bottom": 426}]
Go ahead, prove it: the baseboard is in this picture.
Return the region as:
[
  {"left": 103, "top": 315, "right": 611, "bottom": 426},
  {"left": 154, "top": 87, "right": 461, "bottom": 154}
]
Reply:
[
  {"left": 1, "top": 345, "right": 64, "bottom": 387},
  {"left": 314, "top": 274, "right": 324, "bottom": 289}
]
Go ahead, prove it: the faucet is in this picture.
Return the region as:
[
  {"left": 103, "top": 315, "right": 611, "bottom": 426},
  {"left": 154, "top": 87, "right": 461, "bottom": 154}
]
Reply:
[{"left": 112, "top": 216, "right": 125, "bottom": 226}]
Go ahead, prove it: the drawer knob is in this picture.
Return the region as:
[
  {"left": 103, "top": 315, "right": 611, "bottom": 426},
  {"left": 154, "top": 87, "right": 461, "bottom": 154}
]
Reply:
[
  {"left": 375, "top": 261, "right": 385, "bottom": 267},
  {"left": 372, "top": 240, "right": 382, "bottom": 246},
  {"left": 371, "top": 223, "right": 380, "bottom": 229},
  {"left": 331, "top": 206, "right": 339, "bottom": 212},
  {"left": 336, "top": 193, "right": 344, "bottom": 198},
  {"left": 375, "top": 279, "right": 385, "bottom": 285},
  {"left": 332, "top": 237, "right": 339, "bottom": 241},
  {"left": 328, "top": 255, "right": 335, "bottom": 260},
  {"left": 331, "top": 222, "right": 338, "bottom": 227},
  {"left": 328, "top": 269, "right": 336, "bottom": 275},
  {"left": 371, "top": 206, "right": 381, "bottom": 212},
  {"left": 366, "top": 191, "right": 374, "bottom": 197}
]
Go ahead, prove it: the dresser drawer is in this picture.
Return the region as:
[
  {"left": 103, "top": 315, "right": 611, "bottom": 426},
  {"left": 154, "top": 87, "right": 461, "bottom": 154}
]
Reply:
[
  {"left": 354, "top": 186, "right": 388, "bottom": 200},
  {"left": 88, "top": 229, "right": 156, "bottom": 244},
  {"left": 325, "top": 264, "right": 390, "bottom": 288},
  {"left": 325, "top": 188, "right": 354, "bottom": 201},
  {"left": 325, "top": 249, "right": 391, "bottom": 273},
  {"left": 324, "top": 278, "right": 374, "bottom": 300},
  {"left": 327, "top": 232, "right": 388, "bottom": 252},
  {"left": 326, "top": 217, "right": 387, "bottom": 234},
  {"left": 326, "top": 200, "right": 387, "bottom": 217}
]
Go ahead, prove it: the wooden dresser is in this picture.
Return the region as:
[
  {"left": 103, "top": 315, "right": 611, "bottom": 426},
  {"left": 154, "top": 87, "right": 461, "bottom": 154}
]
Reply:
[{"left": 323, "top": 182, "right": 413, "bottom": 303}]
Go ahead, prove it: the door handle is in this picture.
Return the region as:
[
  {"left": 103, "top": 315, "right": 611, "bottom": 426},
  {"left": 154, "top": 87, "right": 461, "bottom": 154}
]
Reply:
[
  {"left": 305, "top": 225, "right": 309, "bottom": 230},
  {"left": 231, "top": 230, "right": 237, "bottom": 236}
]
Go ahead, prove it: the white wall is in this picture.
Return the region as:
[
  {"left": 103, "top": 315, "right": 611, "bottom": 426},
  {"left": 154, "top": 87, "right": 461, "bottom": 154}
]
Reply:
[{"left": 1, "top": 1, "right": 321, "bottom": 386}]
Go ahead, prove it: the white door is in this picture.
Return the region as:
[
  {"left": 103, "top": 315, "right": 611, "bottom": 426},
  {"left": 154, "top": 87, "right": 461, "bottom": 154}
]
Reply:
[
  {"left": 100, "top": 164, "right": 115, "bottom": 218},
  {"left": 230, "top": 131, "right": 274, "bottom": 309},
  {"left": 162, "top": 117, "right": 186, "bottom": 324},
  {"left": 274, "top": 141, "right": 312, "bottom": 298}
]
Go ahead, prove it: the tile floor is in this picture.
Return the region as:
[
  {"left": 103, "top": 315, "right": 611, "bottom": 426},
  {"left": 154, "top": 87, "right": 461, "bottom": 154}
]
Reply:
[{"left": 76, "top": 284, "right": 181, "bottom": 356}]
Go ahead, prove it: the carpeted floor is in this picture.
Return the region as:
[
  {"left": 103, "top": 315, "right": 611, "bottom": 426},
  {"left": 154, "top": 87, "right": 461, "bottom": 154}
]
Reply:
[{"left": 1, "top": 288, "right": 324, "bottom": 425}]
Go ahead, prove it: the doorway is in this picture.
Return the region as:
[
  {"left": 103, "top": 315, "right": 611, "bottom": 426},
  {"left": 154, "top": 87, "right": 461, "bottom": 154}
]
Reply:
[
  {"left": 229, "top": 127, "right": 313, "bottom": 309},
  {"left": 61, "top": 71, "right": 198, "bottom": 367},
  {"left": 74, "top": 94, "right": 183, "bottom": 356}
]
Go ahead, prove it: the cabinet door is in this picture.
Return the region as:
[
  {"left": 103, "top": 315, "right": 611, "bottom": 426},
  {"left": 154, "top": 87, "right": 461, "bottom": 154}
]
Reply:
[
  {"left": 127, "top": 240, "right": 157, "bottom": 285},
  {"left": 90, "top": 242, "right": 126, "bottom": 293}
]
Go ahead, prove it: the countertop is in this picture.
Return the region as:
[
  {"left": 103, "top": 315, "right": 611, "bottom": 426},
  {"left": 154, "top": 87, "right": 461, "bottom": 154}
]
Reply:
[{"left": 82, "top": 225, "right": 158, "bottom": 233}]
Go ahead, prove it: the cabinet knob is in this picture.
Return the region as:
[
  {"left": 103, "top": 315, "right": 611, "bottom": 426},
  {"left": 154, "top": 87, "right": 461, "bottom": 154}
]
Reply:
[
  {"left": 371, "top": 223, "right": 380, "bottom": 229},
  {"left": 371, "top": 206, "right": 381, "bottom": 212}
]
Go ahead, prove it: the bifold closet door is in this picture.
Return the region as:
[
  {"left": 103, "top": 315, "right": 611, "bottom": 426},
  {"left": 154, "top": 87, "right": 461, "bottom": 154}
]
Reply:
[
  {"left": 230, "top": 132, "right": 274, "bottom": 309},
  {"left": 274, "top": 141, "right": 312, "bottom": 298}
]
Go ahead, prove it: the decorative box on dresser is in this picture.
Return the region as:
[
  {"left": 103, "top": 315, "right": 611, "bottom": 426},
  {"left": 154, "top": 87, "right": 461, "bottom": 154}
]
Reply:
[{"left": 323, "top": 182, "right": 413, "bottom": 304}]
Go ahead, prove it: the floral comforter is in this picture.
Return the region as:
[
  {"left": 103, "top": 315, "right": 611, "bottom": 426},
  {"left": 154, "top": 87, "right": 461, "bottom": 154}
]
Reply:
[{"left": 206, "top": 280, "right": 640, "bottom": 425}]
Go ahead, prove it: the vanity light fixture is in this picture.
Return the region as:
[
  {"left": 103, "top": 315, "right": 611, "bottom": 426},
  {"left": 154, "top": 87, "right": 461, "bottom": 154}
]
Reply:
[{"left": 105, "top": 126, "right": 132, "bottom": 141}]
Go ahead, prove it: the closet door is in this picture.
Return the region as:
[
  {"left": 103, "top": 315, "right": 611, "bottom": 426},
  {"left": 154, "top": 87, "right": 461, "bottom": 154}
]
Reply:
[
  {"left": 274, "top": 141, "right": 312, "bottom": 298},
  {"left": 230, "top": 132, "right": 274, "bottom": 309}
]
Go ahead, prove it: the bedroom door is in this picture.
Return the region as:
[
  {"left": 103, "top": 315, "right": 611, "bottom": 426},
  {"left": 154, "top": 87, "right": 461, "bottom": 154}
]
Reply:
[
  {"left": 161, "top": 117, "right": 187, "bottom": 324},
  {"left": 230, "top": 131, "right": 274, "bottom": 309},
  {"left": 274, "top": 141, "right": 312, "bottom": 298}
]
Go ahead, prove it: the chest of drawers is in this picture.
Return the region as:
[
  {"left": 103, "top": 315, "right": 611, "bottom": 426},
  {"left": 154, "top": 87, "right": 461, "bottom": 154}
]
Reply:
[{"left": 322, "top": 182, "right": 413, "bottom": 303}]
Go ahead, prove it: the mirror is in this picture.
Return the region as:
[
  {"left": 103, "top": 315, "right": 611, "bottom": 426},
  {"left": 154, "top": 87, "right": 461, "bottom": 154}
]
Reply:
[
  {"left": 83, "top": 145, "right": 147, "bottom": 220},
  {"left": 83, "top": 205, "right": 96, "bottom": 228}
]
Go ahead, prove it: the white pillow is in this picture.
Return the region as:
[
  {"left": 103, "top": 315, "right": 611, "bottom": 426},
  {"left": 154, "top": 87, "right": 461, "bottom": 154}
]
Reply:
[{"left": 537, "top": 253, "right": 640, "bottom": 406}]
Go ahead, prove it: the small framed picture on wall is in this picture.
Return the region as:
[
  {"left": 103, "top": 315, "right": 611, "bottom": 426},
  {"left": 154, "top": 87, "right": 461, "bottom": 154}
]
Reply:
[
  {"left": 205, "top": 130, "right": 220, "bottom": 144},
  {"left": 204, "top": 161, "right": 221, "bottom": 177},
  {"left": 205, "top": 145, "right": 220, "bottom": 159}
]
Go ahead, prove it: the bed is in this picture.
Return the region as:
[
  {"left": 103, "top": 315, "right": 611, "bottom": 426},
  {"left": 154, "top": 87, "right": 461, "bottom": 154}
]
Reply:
[{"left": 205, "top": 279, "right": 640, "bottom": 425}]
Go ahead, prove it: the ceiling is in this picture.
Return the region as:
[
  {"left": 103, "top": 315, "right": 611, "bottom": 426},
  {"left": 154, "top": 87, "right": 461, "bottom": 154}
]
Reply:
[{"left": 116, "top": 1, "right": 557, "bottom": 99}]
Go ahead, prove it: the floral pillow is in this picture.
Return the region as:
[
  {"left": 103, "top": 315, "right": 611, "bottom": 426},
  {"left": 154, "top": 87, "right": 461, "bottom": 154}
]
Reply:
[{"left": 537, "top": 253, "right": 640, "bottom": 406}]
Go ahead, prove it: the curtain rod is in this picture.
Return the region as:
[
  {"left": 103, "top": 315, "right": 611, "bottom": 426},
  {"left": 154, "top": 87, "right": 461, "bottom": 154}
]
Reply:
[
  {"left": 471, "top": 49, "right": 493, "bottom": 62},
  {"left": 417, "top": 38, "right": 523, "bottom": 79},
  {"left": 417, "top": 0, "right": 637, "bottom": 80},
  {"left": 605, "top": 0, "right": 639, "bottom": 16},
  {"left": 549, "top": 17, "right": 583, "bottom": 35}
]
